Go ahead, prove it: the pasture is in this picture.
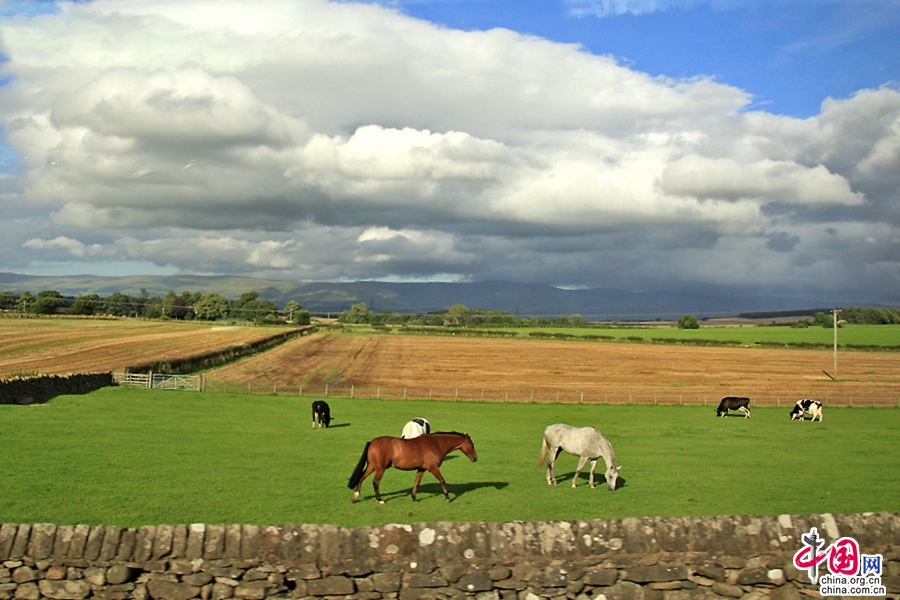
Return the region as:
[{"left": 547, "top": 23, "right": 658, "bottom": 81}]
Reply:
[
  {"left": 0, "top": 317, "right": 290, "bottom": 378},
  {"left": 205, "top": 331, "right": 900, "bottom": 406},
  {"left": 1, "top": 387, "right": 897, "bottom": 528}
]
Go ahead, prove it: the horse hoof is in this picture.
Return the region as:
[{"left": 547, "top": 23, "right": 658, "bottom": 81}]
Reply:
[
  {"left": 444, "top": 498, "right": 451, "bottom": 503},
  {"left": 378, "top": 500, "right": 385, "bottom": 505}
]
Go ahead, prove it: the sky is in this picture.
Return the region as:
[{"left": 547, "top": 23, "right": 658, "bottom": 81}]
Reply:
[{"left": 0, "top": 0, "right": 898, "bottom": 304}]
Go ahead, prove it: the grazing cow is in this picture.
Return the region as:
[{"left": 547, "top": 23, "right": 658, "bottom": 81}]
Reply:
[
  {"left": 790, "top": 399, "right": 823, "bottom": 422},
  {"left": 716, "top": 396, "right": 751, "bottom": 418},
  {"left": 401, "top": 418, "right": 431, "bottom": 439},
  {"left": 312, "top": 400, "right": 331, "bottom": 428}
]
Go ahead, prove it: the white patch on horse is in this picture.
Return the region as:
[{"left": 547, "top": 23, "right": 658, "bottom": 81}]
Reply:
[{"left": 401, "top": 418, "right": 431, "bottom": 439}]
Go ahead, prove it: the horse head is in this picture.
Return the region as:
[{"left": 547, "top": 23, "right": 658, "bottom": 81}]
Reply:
[
  {"left": 460, "top": 434, "right": 478, "bottom": 463},
  {"left": 605, "top": 464, "right": 621, "bottom": 491}
]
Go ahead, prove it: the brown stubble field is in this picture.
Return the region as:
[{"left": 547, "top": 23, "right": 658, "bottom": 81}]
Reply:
[
  {"left": 0, "top": 318, "right": 290, "bottom": 378},
  {"left": 205, "top": 332, "right": 900, "bottom": 406}
]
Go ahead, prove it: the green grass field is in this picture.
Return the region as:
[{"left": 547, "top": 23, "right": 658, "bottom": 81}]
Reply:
[
  {"left": 2, "top": 388, "right": 898, "bottom": 528},
  {"left": 493, "top": 324, "right": 900, "bottom": 347}
]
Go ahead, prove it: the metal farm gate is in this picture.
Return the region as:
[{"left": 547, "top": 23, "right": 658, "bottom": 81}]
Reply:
[{"left": 113, "top": 372, "right": 202, "bottom": 391}]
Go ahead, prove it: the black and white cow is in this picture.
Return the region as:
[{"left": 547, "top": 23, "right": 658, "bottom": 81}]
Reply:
[
  {"left": 312, "top": 400, "right": 331, "bottom": 428},
  {"left": 716, "top": 396, "right": 751, "bottom": 418},
  {"left": 789, "top": 398, "right": 823, "bottom": 422}
]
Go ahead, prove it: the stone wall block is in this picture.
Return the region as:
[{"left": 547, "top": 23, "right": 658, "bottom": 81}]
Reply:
[
  {"left": 616, "top": 518, "right": 649, "bottom": 555},
  {"left": 239, "top": 525, "right": 258, "bottom": 560},
  {"left": 371, "top": 572, "right": 401, "bottom": 594},
  {"left": 26, "top": 524, "right": 55, "bottom": 561},
  {"left": 38, "top": 579, "right": 92, "bottom": 600},
  {"left": 67, "top": 525, "right": 90, "bottom": 559},
  {"left": 621, "top": 565, "right": 687, "bottom": 584},
  {"left": 307, "top": 575, "right": 355, "bottom": 596},
  {"left": 83, "top": 526, "right": 105, "bottom": 561},
  {"left": 224, "top": 525, "right": 242, "bottom": 560},
  {"left": 280, "top": 523, "right": 309, "bottom": 562},
  {"left": 405, "top": 573, "right": 448, "bottom": 588},
  {"left": 204, "top": 525, "right": 226, "bottom": 560},
  {"left": 0, "top": 523, "right": 19, "bottom": 559},
  {"left": 99, "top": 526, "right": 121, "bottom": 562},
  {"left": 146, "top": 578, "right": 200, "bottom": 600},
  {"left": 151, "top": 525, "right": 173, "bottom": 561},
  {"left": 454, "top": 570, "right": 493, "bottom": 593},
  {"left": 651, "top": 518, "right": 683, "bottom": 554},
  {"left": 133, "top": 526, "right": 156, "bottom": 563},
  {"left": 52, "top": 526, "right": 73, "bottom": 558},
  {"left": 10, "top": 524, "right": 30, "bottom": 559},
  {"left": 186, "top": 524, "right": 205, "bottom": 560},
  {"left": 115, "top": 528, "right": 136, "bottom": 562},
  {"left": 170, "top": 525, "right": 188, "bottom": 559}
]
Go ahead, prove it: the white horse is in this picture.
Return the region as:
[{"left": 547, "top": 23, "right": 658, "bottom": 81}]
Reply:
[
  {"left": 537, "top": 423, "right": 621, "bottom": 490},
  {"left": 401, "top": 418, "right": 431, "bottom": 439}
]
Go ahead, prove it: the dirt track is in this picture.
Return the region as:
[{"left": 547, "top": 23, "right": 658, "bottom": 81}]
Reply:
[{"left": 205, "top": 333, "right": 900, "bottom": 406}]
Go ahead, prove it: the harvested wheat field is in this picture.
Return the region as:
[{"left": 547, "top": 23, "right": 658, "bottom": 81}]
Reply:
[
  {"left": 0, "top": 317, "right": 291, "bottom": 378},
  {"left": 205, "top": 332, "right": 900, "bottom": 406}
]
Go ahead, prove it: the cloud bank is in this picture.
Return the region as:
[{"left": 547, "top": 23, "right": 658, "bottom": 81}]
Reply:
[{"left": 0, "top": 0, "right": 898, "bottom": 303}]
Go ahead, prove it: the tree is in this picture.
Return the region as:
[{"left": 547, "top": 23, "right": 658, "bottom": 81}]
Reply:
[
  {"left": 194, "top": 293, "right": 229, "bottom": 321},
  {"left": 69, "top": 294, "right": 101, "bottom": 315},
  {"left": 0, "top": 291, "right": 16, "bottom": 310},
  {"left": 284, "top": 301, "right": 302, "bottom": 322},
  {"left": 15, "top": 291, "right": 34, "bottom": 313},
  {"left": 570, "top": 314, "right": 583, "bottom": 327},
  {"left": 338, "top": 303, "right": 371, "bottom": 324},
  {"left": 31, "top": 290, "right": 63, "bottom": 315},
  {"left": 678, "top": 314, "right": 700, "bottom": 329}
]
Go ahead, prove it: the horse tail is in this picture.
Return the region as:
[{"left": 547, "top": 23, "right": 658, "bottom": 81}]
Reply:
[
  {"left": 347, "top": 442, "right": 371, "bottom": 489},
  {"left": 536, "top": 438, "right": 549, "bottom": 468}
]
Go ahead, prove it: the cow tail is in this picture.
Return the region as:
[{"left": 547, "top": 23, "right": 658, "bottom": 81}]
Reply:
[
  {"left": 536, "top": 438, "right": 549, "bottom": 468},
  {"left": 347, "top": 442, "right": 371, "bottom": 489}
]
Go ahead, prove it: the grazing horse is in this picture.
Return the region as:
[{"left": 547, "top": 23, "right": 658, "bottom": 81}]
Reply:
[
  {"left": 401, "top": 418, "right": 431, "bottom": 439},
  {"left": 716, "top": 396, "right": 751, "bottom": 418},
  {"left": 790, "top": 398, "right": 823, "bottom": 422},
  {"left": 311, "top": 400, "right": 331, "bottom": 428},
  {"left": 537, "top": 424, "right": 620, "bottom": 490},
  {"left": 347, "top": 432, "right": 477, "bottom": 504}
]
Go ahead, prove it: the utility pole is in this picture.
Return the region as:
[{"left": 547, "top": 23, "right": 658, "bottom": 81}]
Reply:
[{"left": 833, "top": 308, "right": 840, "bottom": 379}]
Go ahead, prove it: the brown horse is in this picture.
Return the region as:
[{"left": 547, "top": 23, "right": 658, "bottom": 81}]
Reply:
[{"left": 347, "top": 432, "right": 477, "bottom": 504}]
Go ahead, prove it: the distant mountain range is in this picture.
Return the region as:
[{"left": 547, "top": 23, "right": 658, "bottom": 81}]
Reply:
[{"left": 0, "top": 272, "right": 861, "bottom": 320}]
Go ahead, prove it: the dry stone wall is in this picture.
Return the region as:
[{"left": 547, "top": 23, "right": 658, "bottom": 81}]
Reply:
[
  {"left": 0, "top": 373, "right": 113, "bottom": 405},
  {"left": 1, "top": 513, "right": 898, "bottom": 600}
]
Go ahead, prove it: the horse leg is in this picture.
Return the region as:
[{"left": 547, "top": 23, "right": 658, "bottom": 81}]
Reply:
[
  {"left": 428, "top": 466, "right": 451, "bottom": 502},
  {"left": 351, "top": 465, "right": 375, "bottom": 503},
  {"left": 572, "top": 455, "right": 589, "bottom": 488},
  {"left": 373, "top": 468, "right": 386, "bottom": 505},
  {"left": 547, "top": 446, "right": 559, "bottom": 486},
  {"left": 588, "top": 458, "right": 598, "bottom": 490},
  {"left": 411, "top": 470, "right": 426, "bottom": 503}
]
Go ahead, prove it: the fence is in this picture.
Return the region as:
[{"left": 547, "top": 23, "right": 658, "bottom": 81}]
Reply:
[
  {"left": 114, "top": 372, "right": 202, "bottom": 391},
  {"left": 202, "top": 380, "right": 900, "bottom": 407}
]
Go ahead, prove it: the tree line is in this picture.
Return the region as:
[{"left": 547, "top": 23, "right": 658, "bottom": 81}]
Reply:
[
  {"left": 0, "top": 289, "right": 310, "bottom": 325},
  {"left": 338, "top": 303, "right": 586, "bottom": 327}
]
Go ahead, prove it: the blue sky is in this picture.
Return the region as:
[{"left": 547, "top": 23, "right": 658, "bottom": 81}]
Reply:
[
  {"left": 0, "top": 0, "right": 898, "bottom": 305},
  {"left": 392, "top": 0, "right": 900, "bottom": 118}
]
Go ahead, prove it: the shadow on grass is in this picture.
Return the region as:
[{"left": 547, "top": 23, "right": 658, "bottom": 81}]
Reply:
[
  {"left": 353, "top": 480, "right": 509, "bottom": 503},
  {"left": 554, "top": 471, "right": 627, "bottom": 490}
]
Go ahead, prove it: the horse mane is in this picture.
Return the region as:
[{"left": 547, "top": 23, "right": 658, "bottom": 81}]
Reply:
[{"left": 432, "top": 430, "right": 468, "bottom": 437}]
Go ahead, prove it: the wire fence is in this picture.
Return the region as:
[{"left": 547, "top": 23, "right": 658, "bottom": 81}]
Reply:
[{"left": 202, "top": 380, "right": 900, "bottom": 408}]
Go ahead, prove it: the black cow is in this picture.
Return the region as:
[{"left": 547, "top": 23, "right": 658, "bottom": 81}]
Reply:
[
  {"left": 716, "top": 396, "right": 751, "bottom": 418},
  {"left": 789, "top": 398, "right": 823, "bottom": 422},
  {"left": 312, "top": 400, "right": 331, "bottom": 428}
]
